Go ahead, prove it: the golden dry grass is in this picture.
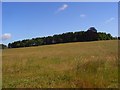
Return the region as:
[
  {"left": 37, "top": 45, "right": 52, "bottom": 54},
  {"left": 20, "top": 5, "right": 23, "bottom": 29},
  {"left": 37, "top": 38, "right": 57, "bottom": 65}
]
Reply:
[{"left": 2, "top": 40, "right": 118, "bottom": 88}]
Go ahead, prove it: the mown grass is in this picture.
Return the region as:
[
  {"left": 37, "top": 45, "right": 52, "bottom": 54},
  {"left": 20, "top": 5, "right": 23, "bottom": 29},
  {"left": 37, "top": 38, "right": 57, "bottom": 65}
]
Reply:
[{"left": 2, "top": 40, "right": 118, "bottom": 88}]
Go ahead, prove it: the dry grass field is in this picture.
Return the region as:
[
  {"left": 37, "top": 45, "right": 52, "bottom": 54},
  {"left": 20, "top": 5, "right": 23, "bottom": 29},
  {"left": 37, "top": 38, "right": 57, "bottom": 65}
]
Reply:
[{"left": 2, "top": 40, "right": 118, "bottom": 88}]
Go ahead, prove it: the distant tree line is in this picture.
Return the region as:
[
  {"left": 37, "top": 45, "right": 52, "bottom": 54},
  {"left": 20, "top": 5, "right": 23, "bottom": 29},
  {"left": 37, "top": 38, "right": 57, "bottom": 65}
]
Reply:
[
  {"left": 8, "top": 27, "right": 118, "bottom": 48},
  {"left": 0, "top": 44, "right": 8, "bottom": 49}
]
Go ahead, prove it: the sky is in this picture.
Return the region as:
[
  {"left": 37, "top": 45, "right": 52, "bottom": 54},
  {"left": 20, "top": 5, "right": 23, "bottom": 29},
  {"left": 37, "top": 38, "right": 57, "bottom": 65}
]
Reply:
[{"left": 1, "top": 2, "right": 118, "bottom": 45}]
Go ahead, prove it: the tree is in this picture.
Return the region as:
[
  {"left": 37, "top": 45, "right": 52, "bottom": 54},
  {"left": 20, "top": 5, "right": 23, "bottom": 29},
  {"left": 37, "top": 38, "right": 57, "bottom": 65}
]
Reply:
[
  {"left": 0, "top": 44, "right": 8, "bottom": 49},
  {"left": 85, "top": 27, "right": 98, "bottom": 41},
  {"left": 8, "top": 27, "right": 114, "bottom": 48}
]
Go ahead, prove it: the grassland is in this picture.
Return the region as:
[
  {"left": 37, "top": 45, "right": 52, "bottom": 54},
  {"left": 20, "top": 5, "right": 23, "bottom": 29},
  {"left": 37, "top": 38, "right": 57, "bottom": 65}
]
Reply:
[{"left": 2, "top": 40, "right": 118, "bottom": 88}]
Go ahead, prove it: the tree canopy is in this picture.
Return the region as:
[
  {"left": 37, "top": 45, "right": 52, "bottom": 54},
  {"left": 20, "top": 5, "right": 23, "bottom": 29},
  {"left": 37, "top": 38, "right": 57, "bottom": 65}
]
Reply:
[
  {"left": 8, "top": 27, "right": 117, "bottom": 48},
  {"left": 0, "top": 44, "right": 8, "bottom": 49}
]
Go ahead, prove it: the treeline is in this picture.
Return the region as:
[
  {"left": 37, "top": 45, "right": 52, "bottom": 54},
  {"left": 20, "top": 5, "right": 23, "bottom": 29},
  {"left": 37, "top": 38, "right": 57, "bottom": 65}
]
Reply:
[
  {"left": 8, "top": 27, "right": 117, "bottom": 48},
  {"left": 0, "top": 44, "right": 8, "bottom": 49}
]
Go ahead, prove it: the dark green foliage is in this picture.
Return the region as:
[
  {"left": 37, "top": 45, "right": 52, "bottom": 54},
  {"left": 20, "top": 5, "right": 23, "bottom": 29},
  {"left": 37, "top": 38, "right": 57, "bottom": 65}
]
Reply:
[
  {"left": 8, "top": 27, "right": 115, "bottom": 48},
  {"left": 118, "top": 37, "right": 120, "bottom": 40},
  {"left": 86, "top": 29, "right": 98, "bottom": 41},
  {"left": 0, "top": 44, "right": 8, "bottom": 49},
  {"left": 97, "top": 32, "right": 113, "bottom": 40}
]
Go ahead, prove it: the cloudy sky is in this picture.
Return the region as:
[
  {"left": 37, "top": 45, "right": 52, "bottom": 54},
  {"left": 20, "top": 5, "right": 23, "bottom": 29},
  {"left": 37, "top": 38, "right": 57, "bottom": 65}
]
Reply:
[{"left": 2, "top": 2, "right": 118, "bottom": 45}]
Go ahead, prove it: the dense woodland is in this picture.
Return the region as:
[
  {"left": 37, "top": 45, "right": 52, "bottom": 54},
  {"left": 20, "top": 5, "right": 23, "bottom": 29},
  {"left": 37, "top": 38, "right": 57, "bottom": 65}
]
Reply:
[
  {"left": 7, "top": 27, "right": 118, "bottom": 48},
  {"left": 0, "top": 44, "right": 8, "bottom": 49}
]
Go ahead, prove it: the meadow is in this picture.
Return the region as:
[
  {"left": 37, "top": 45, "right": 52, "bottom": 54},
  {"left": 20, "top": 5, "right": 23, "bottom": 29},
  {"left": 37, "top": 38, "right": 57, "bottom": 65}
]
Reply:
[{"left": 2, "top": 40, "right": 118, "bottom": 88}]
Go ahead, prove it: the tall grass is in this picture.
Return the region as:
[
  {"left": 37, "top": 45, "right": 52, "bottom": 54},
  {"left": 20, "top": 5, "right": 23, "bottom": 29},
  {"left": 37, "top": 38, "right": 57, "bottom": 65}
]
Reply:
[{"left": 2, "top": 40, "right": 118, "bottom": 88}]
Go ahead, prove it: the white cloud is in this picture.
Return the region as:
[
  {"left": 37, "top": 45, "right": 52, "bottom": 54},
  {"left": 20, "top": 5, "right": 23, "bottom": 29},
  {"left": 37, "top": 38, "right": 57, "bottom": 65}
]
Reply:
[
  {"left": 1, "top": 33, "right": 11, "bottom": 40},
  {"left": 80, "top": 14, "right": 86, "bottom": 18},
  {"left": 59, "top": 4, "right": 68, "bottom": 11},
  {"left": 56, "top": 4, "right": 68, "bottom": 13},
  {"left": 105, "top": 17, "right": 115, "bottom": 24}
]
